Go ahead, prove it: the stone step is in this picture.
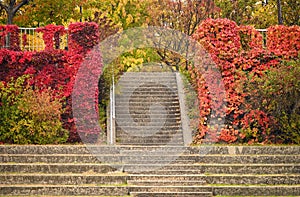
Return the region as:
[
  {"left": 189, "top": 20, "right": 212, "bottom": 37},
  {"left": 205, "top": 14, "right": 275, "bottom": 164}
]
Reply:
[
  {"left": 116, "top": 125, "right": 182, "bottom": 131},
  {"left": 122, "top": 72, "right": 175, "bottom": 75},
  {"left": 116, "top": 134, "right": 183, "bottom": 139},
  {"left": 188, "top": 146, "right": 300, "bottom": 155},
  {"left": 129, "top": 185, "right": 300, "bottom": 196},
  {"left": 117, "top": 143, "right": 185, "bottom": 146},
  {"left": 0, "top": 196, "right": 130, "bottom": 197},
  {"left": 117, "top": 76, "right": 177, "bottom": 80},
  {"left": 116, "top": 85, "right": 177, "bottom": 90},
  {"left": 0, "top": 185, "right": 128, "bottom": 196},
  {"left": 117, "top": 140, "right": 184, "bottom": 145},
  {"left": 195, "top": 154, "right": 300, "bottom": 164},
  {"left": 0, "top": 154, "right": 100, "bottom": 163},
  {"left": 0, "top": 173, "right": 128, "bottom": 185},
  {"left": 1, "top": 154, "right": 299, "bottom": 164},
  {"left": 0, "top": 163, "right": 117, "bottom": 174},
  {"left": 129, "top": 186, "right": 213, "bottom": 193},
  {"left": 117, "top": 77, "right": 176, "bottom": 81},
  {"left": 128, "top": 180, "right": 206, "bottom": 186},
  {"left": 116, "top": 93, "right": 179, "bottom": 97},
  {"left": 116, "top": 113, "right": 181, "bottom": 118},
  {"left": 130, "top": 192, "right": 213, "bottom": 197},
  {"left": 116, "top": 111, "right": 180, "bottom": 115},
  {"left": 115, "top": 119, "right": 181, "bottom": 125},
  {"left": 116, "top": 133, "right": 183, "bottom": 138},
  {"left": 116, "top": 98, "right": 179, "bottom": 103},
  {"left": 211, "top": 185, "right": 300, "bottom": 196},
  {"left": 116, "top": 85, "right": 178, "bottom": 90},
  {"left": 118, "top": 76, "right": 176, "bottom": 81},
  {"left": 2, "top": 163, "right": 299, "bottom": 175},
  {"left": 1, "top": 145, "right": 299, "bottom": 156},
  {"left": 117, "top": 74, "right": 176, "bottom": 77},
  {"left": 116, "top": 116, "right": 181, "bottom": 125},
  {"left": 117, "top": 75, "right": 175, "bottom": 81},
  {"left": 127, "top": 174, "right": 300, "bottom": 185},
  {"left": 116, "top": 105, "right": 180, "bottom": 110},
  {"left": 116, "top": 113, "right": 180, "bottom": 118},
  {"left": 123, "top": 164, "right": 300, "bottom": 175}
]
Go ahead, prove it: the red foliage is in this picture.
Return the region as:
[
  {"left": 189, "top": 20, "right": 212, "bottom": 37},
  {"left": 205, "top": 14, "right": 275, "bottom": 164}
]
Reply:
[
  {"left": 267, "top": 25, "right": 300, "bottom": 59},
  {"left": 0, "top": 25, "right": 20, "bottom": 51},
  {"left": 1, "top": 20, "right": 299, "bottom": 145},
  {"left": 68, "top": 22, "right": 100, "bottom": 55},
  {"left": 191, "top": 18, "right": 299, "bottom": 144},
  {"left": 36, "top": 24, "right": 66, "bottom": 51},
  {"left": 0, "top": 22, "right": 102, "bottom": 143},
  {"left": 239, "top": 25, "right": 263, "bottom": 51}
]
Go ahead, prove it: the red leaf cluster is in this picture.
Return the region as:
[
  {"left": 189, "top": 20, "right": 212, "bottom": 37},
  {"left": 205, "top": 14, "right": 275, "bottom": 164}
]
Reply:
[
  {"left": 36, "top": 24, "right": 66, "bottom": 51},
  {"left": 0, "top": 22, "right": 101, "bottom": 143},
  {"left": 0, "top": 25, "right": 20, "bottom": 51},
  {"left": 191, "top": 18, "right": 299, "bottom": 144}
]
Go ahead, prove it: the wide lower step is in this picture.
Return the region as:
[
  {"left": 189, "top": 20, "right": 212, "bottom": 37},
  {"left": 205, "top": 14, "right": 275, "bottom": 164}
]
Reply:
[
  {"left": 9, "top": 174, "right": 300, "bottom": 186},
  {"left": 1, "top": 145, "right": 299, "bottom": 155},
  {"left": 2, "top": 185, "right": 299, "bottom": 196},
  {"left": 0, "top": 185, "right": 128, "bottom": 196},
  {"left": 212, "top": 185, "right": 300, "bottom": 196},
  {"left": 125, "top": 163, "right": 300, "bottom": 175},
  {"left": 0, "top": 174, "right": 127, "bottom": 185},
  {"left": 127, "top": 174, "right": 300, "bottom": 185},
  {"left": 130, "top": 191, "right": 212, "bottom": 197},
  {"left": 1, "top": 154, "right": 299, "bottom": 164},
  {"left": 129, "top": 185, "right": 300, "bottom": 196},
  {"left": 2, "top": 163, "right": 299, "bottom": 175},
  {"left": 195, "top": 154, "right": 300, "bottom": 164}
]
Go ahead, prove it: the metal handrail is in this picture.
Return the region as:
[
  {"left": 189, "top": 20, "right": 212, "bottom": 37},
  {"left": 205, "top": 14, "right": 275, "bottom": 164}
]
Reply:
[{"left": 108, "top": 73, "right": 116, "bottom": 145}]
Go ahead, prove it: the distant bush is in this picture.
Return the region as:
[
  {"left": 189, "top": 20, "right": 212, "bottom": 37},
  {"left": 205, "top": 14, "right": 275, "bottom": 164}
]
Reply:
[
  {"left": 0, "top": 75, "right": 68, "bottom": 144},
  {"left": 244, "top": 58, "right": 300, "bottom": 144}
]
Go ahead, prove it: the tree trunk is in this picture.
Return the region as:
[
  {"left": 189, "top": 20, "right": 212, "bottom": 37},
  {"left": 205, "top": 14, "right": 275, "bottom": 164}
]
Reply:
[
  {"left": 277, "top": 0, "right": 283, "bottom": 25},
  {"left": 7, "top": 12, "right": 14, "bottom": 24}
]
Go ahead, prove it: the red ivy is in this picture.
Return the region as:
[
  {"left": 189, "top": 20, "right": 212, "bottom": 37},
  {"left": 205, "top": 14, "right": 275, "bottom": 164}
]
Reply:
[
  {"left": 36, "top": 24, "right": 66, "bottom": 51},
  {"left": 0, "top": 22, "right": 102, "bottom": 143},
  {"left": 267, "top": 25, "right": 300, "bottom": 59},
  {"left": 0, "top": 25, "right": 20, "bottom": 51},
  {"left": 191, "top": 18, "right": 298, "bottom": 144}
]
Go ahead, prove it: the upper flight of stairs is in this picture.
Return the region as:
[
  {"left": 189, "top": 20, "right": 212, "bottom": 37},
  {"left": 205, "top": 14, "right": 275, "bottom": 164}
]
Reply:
[
  {"left": 0, "top": 145, "right": 299, "bottom": 196},
  {"left": 115, "top": 72, "right": 184, "bottom": 146}
]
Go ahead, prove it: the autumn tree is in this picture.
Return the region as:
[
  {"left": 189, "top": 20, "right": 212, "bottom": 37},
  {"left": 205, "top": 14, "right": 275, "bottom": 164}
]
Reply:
[
  {"left": 0, "top": 0, "right": 29, "bottom": 24},
  {"left": 12, "top": 0, "right": 82, "bottom": 26},
  {"left": 216, "top": 0, "right": 299, "bottom": 28},
  {"left": 214, "top": 0, "right": 258, "bottom": 25},
  {"left": 148, "top": 0, "right": 219, "bottom": 70}
]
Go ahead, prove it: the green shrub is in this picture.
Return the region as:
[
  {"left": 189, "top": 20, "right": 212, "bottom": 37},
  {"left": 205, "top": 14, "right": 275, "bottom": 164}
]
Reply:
[
  {"left": 244, "top": 58, "right": 300, "bottom": 144},
  {"left": 0, "top": 75, "right": 68, "bottom": 144}
]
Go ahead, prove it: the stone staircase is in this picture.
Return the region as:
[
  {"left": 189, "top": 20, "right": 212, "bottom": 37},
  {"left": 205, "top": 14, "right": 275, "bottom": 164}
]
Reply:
[
  {"left": 115, "top": 72, "right": 184, "bottom": 146},
  {"left": 0, "top": 72, "right": 299, "bottom": 196},
  {"left": 0, "top": 145, "right": 299, "bottom": 196}
]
